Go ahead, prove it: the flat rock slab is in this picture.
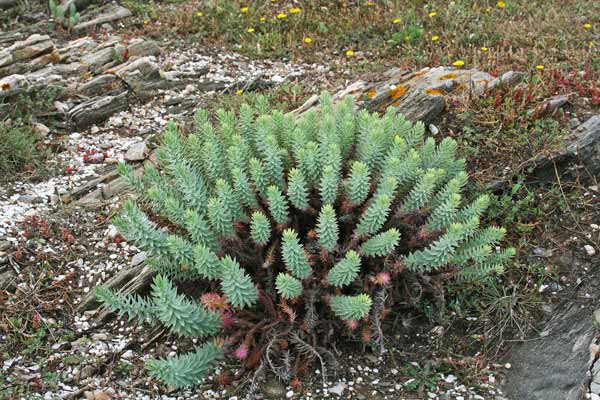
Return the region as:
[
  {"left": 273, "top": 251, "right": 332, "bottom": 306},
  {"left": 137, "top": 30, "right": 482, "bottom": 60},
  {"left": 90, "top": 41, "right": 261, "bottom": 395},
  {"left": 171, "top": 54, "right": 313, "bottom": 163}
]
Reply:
[
  {"left": 295, "top": 66, "right": 523, "bottom": 125},
  {"left": 73, "top": 4, "right": 133, "bottom": 32},
  {"left": 533, "top": 114, "right": 600, "bottom": 180},
  {"left": 501, "top": 267, "right": 600, "bottom": 400}
]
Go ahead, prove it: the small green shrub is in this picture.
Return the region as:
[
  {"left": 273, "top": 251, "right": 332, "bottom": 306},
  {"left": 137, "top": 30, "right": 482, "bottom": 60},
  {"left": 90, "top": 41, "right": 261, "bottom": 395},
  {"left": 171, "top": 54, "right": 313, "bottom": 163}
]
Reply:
[
  {"left": 0, "top": 121, "right": 40, "bottom": 175},
  {"left": 98, "top": 93, "right": 514, "bottom": 388},
  {"left": 48, "top": 0, "right": 80, "bottom": 30}
]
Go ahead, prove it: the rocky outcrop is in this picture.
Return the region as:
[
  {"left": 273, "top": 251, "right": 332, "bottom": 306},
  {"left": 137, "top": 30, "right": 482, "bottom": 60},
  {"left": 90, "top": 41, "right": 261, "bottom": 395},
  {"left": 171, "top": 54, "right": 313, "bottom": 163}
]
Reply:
[
  {"left": 501, "top": 265, "right": 600, "bottom": 400},
  {"left": 533, "top": 115, "right": 600, "bottom": 181},
  {"left": 0, "top": 32, "right": 177, "bottom": 128}
]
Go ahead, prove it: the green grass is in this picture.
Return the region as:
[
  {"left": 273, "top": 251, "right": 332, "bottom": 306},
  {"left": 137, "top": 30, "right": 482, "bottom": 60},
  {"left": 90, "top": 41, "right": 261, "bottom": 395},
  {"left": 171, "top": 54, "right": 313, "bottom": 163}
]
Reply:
[{"left": 0, "top": 121, "right": 42, "bottom": 175}]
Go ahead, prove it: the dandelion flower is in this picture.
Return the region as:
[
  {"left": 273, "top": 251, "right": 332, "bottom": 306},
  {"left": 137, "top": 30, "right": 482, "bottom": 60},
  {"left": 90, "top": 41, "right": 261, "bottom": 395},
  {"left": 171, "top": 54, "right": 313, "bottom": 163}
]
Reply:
[
  {"left": 428, "top": 11, "right": 437, "bottom": 17},
  {"left": 277, "top": 12, "right": 287, "bottom": 19},
  {"left": 497, "top": 1, "right": 506, "bottom": 8},
  {"left": 196, "top": 11, "right": 203, "bottom": 17},
  {"left": 240, "top": 7, "right": 249, "bottom": 13},
  {"left": 304, "top": 37, "right": 312, "bottom": 44},
  {"left": 480, "top": 46, "right": 488, "bottom": 51},
  {"left": 260, "top": 16, "right": 267, "bottom": 22},
  {"left": 393, "top": 18, "right": 401, "bottom": 24},
  {"left": 535, "top": 65, "right": 545, "bottom": 70},
  {"left": 452, "top": 60, "right": 465, "bottom": 67},
  {"left": 584, "top": 23, "right": 592, "bottom": 29},
  {"left": 431, "top": 35, "right": 440, "bottom": 41},
  {"left": 247, "top": 27, "right": 255, "bottom": 33},
  {"left": 236, "top": 89, "right": 244, "bottom": 95},
  {"left": 290, "top": 7, "right": 301, "bottom": 14},
  {"left": 346, "top": 50, "right": 355, "bottom": 57}
]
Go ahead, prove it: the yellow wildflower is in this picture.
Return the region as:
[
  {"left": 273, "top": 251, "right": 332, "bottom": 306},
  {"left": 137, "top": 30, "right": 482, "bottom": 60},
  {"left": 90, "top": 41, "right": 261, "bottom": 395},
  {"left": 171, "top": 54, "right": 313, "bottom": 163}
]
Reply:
[
  {"left": 364, "top": 1, "right": 374, "bottom": 6},
  {"left": 428, "top": 12, "right": 437, "bottom": 17},
  {"left": 584, "top": 23, "right": 592, "bottom": 29},
  {"left": 143, "top": 19, "right": 149, "bottom": 25},
  {"left": 236, "top": 89, "right": 244, "bottom": 95},
  {"left": 304, "top": 37, "right": 312, "bottom": 44},
  {"left": 277, "top": 12, "right": 287, "bottom": 19},
  {"left": 486, "top": 7, "right": 492, "bottom": 13},
  {"left": 393, "top": 18, "right": 401, "bottom": 24},
  {"left": 452, "top": 60, "right": 465, "bottom": 67},
  {"left": 536, "top": 65, "right": 545, "bottom": 70},
  {"left": 497, "top": 1, "right": 506, "bottom": 8},
  {"left": 247, "top": 27, "right": 255, "bottom": 33},
  {"left": 346, "top": 50, "right": 355, "bottom": 57},
  {"left": 240, "top": 6, "right": 249, "bottom": 13},
  {"left": 290, "top": 7, "right": 301, "bottom": 14},
  {"left": 589, "top": 41, "right": 595, "bottom": 49},
  {"left": 196, "top": 11, "right": 203, "bottom": 17},
  {"left": 480, "top": 47, "right": 488, "bottom": 51},
  {"left": 260, "top": 16, "right": 267, "bottom": 22},
  {"left": 431, "top": 35, "right": 440, "bottom": 41}
]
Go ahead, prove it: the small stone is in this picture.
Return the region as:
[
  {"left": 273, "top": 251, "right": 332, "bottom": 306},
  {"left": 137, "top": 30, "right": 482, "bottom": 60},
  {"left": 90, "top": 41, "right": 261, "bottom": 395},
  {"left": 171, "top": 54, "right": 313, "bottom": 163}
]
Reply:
[
  {"left": 32, "top": 123, "right": 50, "bottom": 137},
  {"left": 121, "top": 350, "right": 133, "bottom": 359},
  {"left": 428, "top": 124, "right": 439, "bottom": 135},
  {"left": 92, "top": 333, "right": 108, "bottom": 341},
  {"left": 444, "top": 374, "right": 457, "bottom": 383},
  {"left": 584, "top": 244, "right": 596, "bottom": 256},
  {"left": 504, "top": 363, "right": 511, "bottom": 369},
  {"left": 286, "top": 390, "right": 294, "bottom": 398},
  {"left": 329, "top": 382, "right": 346, "bottom": 396},
  {"left": 124, "top": 141, "right": 148, "bottom": 161}
]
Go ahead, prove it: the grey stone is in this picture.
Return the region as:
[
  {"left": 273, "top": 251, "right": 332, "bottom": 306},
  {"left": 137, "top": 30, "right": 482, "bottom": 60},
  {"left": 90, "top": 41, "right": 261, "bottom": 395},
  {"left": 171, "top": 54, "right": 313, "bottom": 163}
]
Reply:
[
  {"left": 528, "top": 95, "right": 569, "bottom": 117},
  {"left": 500, "top": 290, "right": 597, "bottom": 399},
  {"left": 124, "top": 141, "right": 148, "bottom": 161},
  {"left": 260, "top": 378, "right": 286, "bottom": 399},
  {"left": 73, "top": 4, "right": 133, "bottom": 32}
]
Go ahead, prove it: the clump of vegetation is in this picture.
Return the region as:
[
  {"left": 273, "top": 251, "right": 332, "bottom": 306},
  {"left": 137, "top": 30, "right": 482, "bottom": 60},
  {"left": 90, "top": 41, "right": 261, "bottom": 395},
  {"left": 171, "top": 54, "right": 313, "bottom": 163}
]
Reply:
[
  {"left": 48, "top": 0, "right": 80, "bottom": 31},
  {"left": 0, "top": 121, "right": 41, "bottom": 175},
  {"left": 98, "top": 93, "right": 514, "bottom": 388}
]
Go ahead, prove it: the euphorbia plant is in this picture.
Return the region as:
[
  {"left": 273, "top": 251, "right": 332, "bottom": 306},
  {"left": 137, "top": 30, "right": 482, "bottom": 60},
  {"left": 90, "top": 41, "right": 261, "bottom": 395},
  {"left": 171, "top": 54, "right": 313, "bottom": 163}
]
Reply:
[{"left": 97, "top": 93, "right": 514, "bottom": 388}]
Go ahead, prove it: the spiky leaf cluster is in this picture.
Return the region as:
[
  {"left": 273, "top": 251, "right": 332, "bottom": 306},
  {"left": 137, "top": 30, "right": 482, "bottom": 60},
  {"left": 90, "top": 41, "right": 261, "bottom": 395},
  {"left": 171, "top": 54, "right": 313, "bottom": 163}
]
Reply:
[{"left": 98, "top": 93, "right": 515, "bottom": 388}]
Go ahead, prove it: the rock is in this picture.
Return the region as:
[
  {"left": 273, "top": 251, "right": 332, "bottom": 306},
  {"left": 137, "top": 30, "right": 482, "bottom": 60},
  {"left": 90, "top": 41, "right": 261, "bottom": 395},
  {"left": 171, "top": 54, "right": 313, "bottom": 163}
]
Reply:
[
  {"left": 260, "top": 378, "right": 286, "bottom": 399},
  {"left": 594, "top": 309, "right": 600, "bottom": 327},
  {"left": 130, "top": 252, "right": 147, "bottom": 267},
  {"left": 124, "top": 141, "right": 148, "bottom": 161},
  {"left": 532, "top": 115, "right": 600, "bottom": 181},
  {"left": 73, "top": 4, "right": 133, "bottom": 32},
  {"left": 31, "top": 123, "right": 50, "bottom": 137},
  {"left": 68, "top": 92, "right": 129, "bottom": 129},
  {"left": 329, "top": 382, "right": 347, "bottom": 396},
  {"left": 500, "top": 280, "right": 598, "bottom": 400},
  {"left": 0, "top": 266, "right": 16, "bottom": 291},
  {"left": 109, "top": 57, "right": 171, "bottom": 97},
  {"left": 528, "top": 95, "right": 569, "bottom": 117},
  {"left": 584, "top": 244, "right": 596, "bottom": 256},
  {"left": 77, "top": 74, "right": 124, "bottom": 98},
  {"left": 91, "top": 333, "right": 108, "bottom": 341},
  {"left": 0, "top": 34, "right": 54, "bottom": 73}
]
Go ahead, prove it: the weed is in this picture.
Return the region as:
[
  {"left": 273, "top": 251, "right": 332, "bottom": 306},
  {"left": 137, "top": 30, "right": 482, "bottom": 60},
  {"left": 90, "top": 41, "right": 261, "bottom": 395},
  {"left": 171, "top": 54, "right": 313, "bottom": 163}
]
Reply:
[{"left": 0, "top": 121, "right": 42, "bottom": 175}]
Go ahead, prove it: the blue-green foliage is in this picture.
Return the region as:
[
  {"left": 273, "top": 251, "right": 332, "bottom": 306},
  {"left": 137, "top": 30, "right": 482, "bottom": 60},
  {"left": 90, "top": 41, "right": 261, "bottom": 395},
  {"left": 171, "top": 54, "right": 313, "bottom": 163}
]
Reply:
[{"left": 101, "top": 93, "right": 515, "bottom": 388}]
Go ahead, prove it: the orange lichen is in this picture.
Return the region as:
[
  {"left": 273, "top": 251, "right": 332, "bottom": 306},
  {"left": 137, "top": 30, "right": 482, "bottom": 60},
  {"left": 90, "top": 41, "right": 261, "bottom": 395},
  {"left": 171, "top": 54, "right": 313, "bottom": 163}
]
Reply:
[
  {"left": 391, "top": 100, "right": 401, "bottom": 107},
  {"left": 388, "top": 85, "right": 407, "bottom": 100},
  {"left": 1, "top": 83, "right": 10, "bottom": 91},
  {"left": 366, "top": 89, "right": 377, "bottom": 98},
  {"left": 426, "top": 88, "right": 443, "bottom": 96},
  {"left": 439, "top": 73, "right": 458, "bottom": 81}
]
